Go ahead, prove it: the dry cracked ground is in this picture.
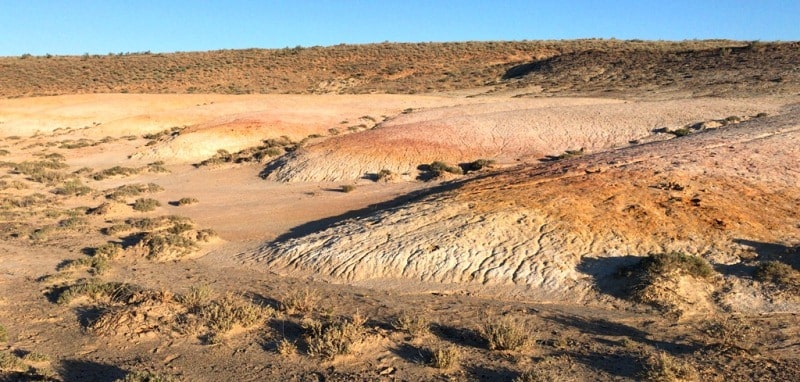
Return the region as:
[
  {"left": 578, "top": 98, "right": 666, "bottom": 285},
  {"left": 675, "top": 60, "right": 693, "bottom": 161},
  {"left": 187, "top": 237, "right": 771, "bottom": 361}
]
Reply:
[{"left": 1, "top": 41, "right": 800, "bottom": 381}]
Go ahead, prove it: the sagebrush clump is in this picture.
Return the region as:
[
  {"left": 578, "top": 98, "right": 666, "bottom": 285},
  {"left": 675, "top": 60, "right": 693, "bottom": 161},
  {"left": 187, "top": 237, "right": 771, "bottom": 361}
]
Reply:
[
  {"left": 481, "top": 316, "right": 531, "bottom": 351},
  {"left": 754, "top": 261, "right": 800, "bottom": 294},
  {"left": 132, "top": 198, "right": 161, "bottom": 212},
  {"left": 304, "top": 313, "right": 368, "bottom": 359}
]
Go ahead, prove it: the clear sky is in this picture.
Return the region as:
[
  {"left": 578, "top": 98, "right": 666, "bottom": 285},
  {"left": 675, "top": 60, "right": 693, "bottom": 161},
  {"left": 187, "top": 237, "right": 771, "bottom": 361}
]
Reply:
[{"left": 1, "top": 0, "right": 798, "bottom": 56}]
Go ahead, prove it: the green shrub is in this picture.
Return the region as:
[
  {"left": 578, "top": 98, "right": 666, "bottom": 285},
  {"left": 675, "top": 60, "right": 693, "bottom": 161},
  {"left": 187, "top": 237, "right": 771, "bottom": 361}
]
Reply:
[{"left": 340, "top": 184, "right": 356, "bottom": 193}]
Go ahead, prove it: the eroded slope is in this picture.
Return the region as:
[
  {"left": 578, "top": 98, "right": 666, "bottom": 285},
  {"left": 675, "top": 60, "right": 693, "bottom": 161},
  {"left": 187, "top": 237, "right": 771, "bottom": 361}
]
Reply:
[
  {"left": 265, "top": 97, "right": 788, "bottom": 182},
  {"left": 248, "top": 104, "right": 800, "bottom": 307}
]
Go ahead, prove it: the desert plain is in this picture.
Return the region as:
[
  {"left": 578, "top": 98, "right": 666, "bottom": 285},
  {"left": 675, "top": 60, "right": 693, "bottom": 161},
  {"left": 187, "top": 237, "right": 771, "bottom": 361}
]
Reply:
[{"left": 1, "top": 40, "right": 800, "bottom": 381}]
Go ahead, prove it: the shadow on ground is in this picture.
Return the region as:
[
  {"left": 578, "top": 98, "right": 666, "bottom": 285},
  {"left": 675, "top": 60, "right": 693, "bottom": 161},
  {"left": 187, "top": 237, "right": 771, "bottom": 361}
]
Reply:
[
  {"left": 59, "top": 360, "right": 126, "bottom": 382},
  {"left": 269, "top": 179, "right": 471, "bottom": 243},
  {"left": 576, "top": 255, "right": 642, "bottom": 300}
]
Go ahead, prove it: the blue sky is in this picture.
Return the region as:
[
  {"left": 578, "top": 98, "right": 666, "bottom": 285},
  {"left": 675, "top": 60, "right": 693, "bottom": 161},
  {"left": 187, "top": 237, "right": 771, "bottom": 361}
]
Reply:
[{"left": 1, "top": 0, "right": 798, "bottom": 56}]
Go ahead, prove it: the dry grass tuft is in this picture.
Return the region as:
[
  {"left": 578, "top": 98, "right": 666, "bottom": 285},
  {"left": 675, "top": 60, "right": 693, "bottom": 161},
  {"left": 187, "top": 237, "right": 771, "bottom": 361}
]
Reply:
[
  {"left": 701, "top": 315, "right": 754, "bottom": 352},
  {"left": 276, "top": 338, "right": 298, "bottom": 356},
  {"left": 281, "top": 288, "right": 319, "bottom": 315},
  {"left": 481, "top": 316, "right": 531, "bottom": 351},
  {"left": 115, "top": 370, "right": 177, "bottom": 382},
  {"left": 199, "top": 293, "right": 273, "bottom": 342},
  {"left": 179, "top": 285, "right": 214, "bottom": 312},
  {"left": 304, "top": 312, "right": 368, "bottom": 359},
  {"left": 0, "top": 350, "right": 25, "bottom": 372},
  {"left": 641, "top": 351, "right": 698, "bottom": 382},
  {"left": 392, "top": 311, "right": 430, "bottom": 338},
  {"left": 426, "top": 345, "right": 461, "bottom": 369}
]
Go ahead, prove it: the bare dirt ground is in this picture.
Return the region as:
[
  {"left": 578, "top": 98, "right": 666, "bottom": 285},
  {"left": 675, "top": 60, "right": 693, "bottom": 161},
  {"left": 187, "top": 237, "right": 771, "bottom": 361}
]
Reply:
[{"left": 2, "top": 41, "right": 800, "bottom": 382}]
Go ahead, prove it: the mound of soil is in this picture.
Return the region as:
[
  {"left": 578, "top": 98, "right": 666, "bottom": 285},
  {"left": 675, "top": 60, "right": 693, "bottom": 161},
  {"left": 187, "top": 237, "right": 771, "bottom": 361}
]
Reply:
[
  {"left": 249, "top": 105, "right": 800, "bottom": 309},
  {"left": 264, "top": 97, "right": 785, "bottom": 182}
]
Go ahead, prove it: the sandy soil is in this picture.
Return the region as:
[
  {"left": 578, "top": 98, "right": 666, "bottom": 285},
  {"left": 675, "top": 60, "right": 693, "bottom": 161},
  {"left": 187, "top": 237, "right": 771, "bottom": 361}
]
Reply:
[{"left": 1, "top": 93, "right": 800, "bottom": 381}]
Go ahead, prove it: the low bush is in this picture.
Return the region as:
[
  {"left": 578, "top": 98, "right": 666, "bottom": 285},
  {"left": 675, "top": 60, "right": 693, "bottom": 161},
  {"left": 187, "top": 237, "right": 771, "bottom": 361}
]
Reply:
[
  {"left": 281, "top": 288, "right": 319, "bottom": 315},
  {"left": 54, "top": 179, "right": 92, "bottom": 196},
  {"left": 91, "top": 166, "right": 141, "bottom": 180},
  {"left": 641, "top": 351, "right": 698, "bottom": 382},
  {"left": 426, "top": 345, "right": 460, "bottom": 369},
  {"left": 701, "top": 316, "right": 753, "bottom": 351},
  {"left": 481, "top": 316, "right": 531, "bottom": 351},
  {"left": 617, "top": 252, "right": 716, "bottom": 313},
  {"left": 174, "top": 197, "right": 199, "bottom": 206},
  {"left": 276, "top": 338, "right": 298, "bottom": 356},
  {"left": 54, "top": 280, "right": 142, "bottom": 305},
  {"left": 105, "top": 183, "right": 163, "bottom": 202},
  {"left": 619, "top": 252, "right": 715, "bottom": 281},
  {"left": 754, "top": 261, "right": 800, "bottom": 294},
  {"left": 200, "top": 293, "right": 272, "bottom": 335},
  {"left": 179, "top": 285, "right": 214, "bottom": 312},
  {"left": 115, "top": 371, "right": 177, "bottom": 382},
  {"left": 463, "top": 158, "right": 495, "bottom": 172},
  {"left": 392, "top": 312, "right": 430, "bottom": 337},
  {"left": 132, "top": 198, "right": 160, "bottom": 212},
  {"left": 375, "top": 169, "right": 394, "bottom": 181},
  {"left": 147, "top": 161, "right": 169, "bottom": 173},
  {"left": 305, "top": 313, "right": 367, "bottom": 359},
  {"left": 429, "top": 161, "right": 463, "bottom": 175}
]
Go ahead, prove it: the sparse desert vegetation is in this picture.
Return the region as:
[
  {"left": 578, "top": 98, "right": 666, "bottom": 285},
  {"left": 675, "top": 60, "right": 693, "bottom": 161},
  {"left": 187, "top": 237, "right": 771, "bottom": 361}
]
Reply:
[{"left": 0, "top": 39, "right": 799, "bottom": 381}]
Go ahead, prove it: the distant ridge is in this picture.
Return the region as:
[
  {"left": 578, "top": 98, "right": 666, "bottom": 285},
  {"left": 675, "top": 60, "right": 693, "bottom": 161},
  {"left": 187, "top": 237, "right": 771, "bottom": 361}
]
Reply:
[{"left": 2, "top": 39, "right": 797, "bottom": 98}]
